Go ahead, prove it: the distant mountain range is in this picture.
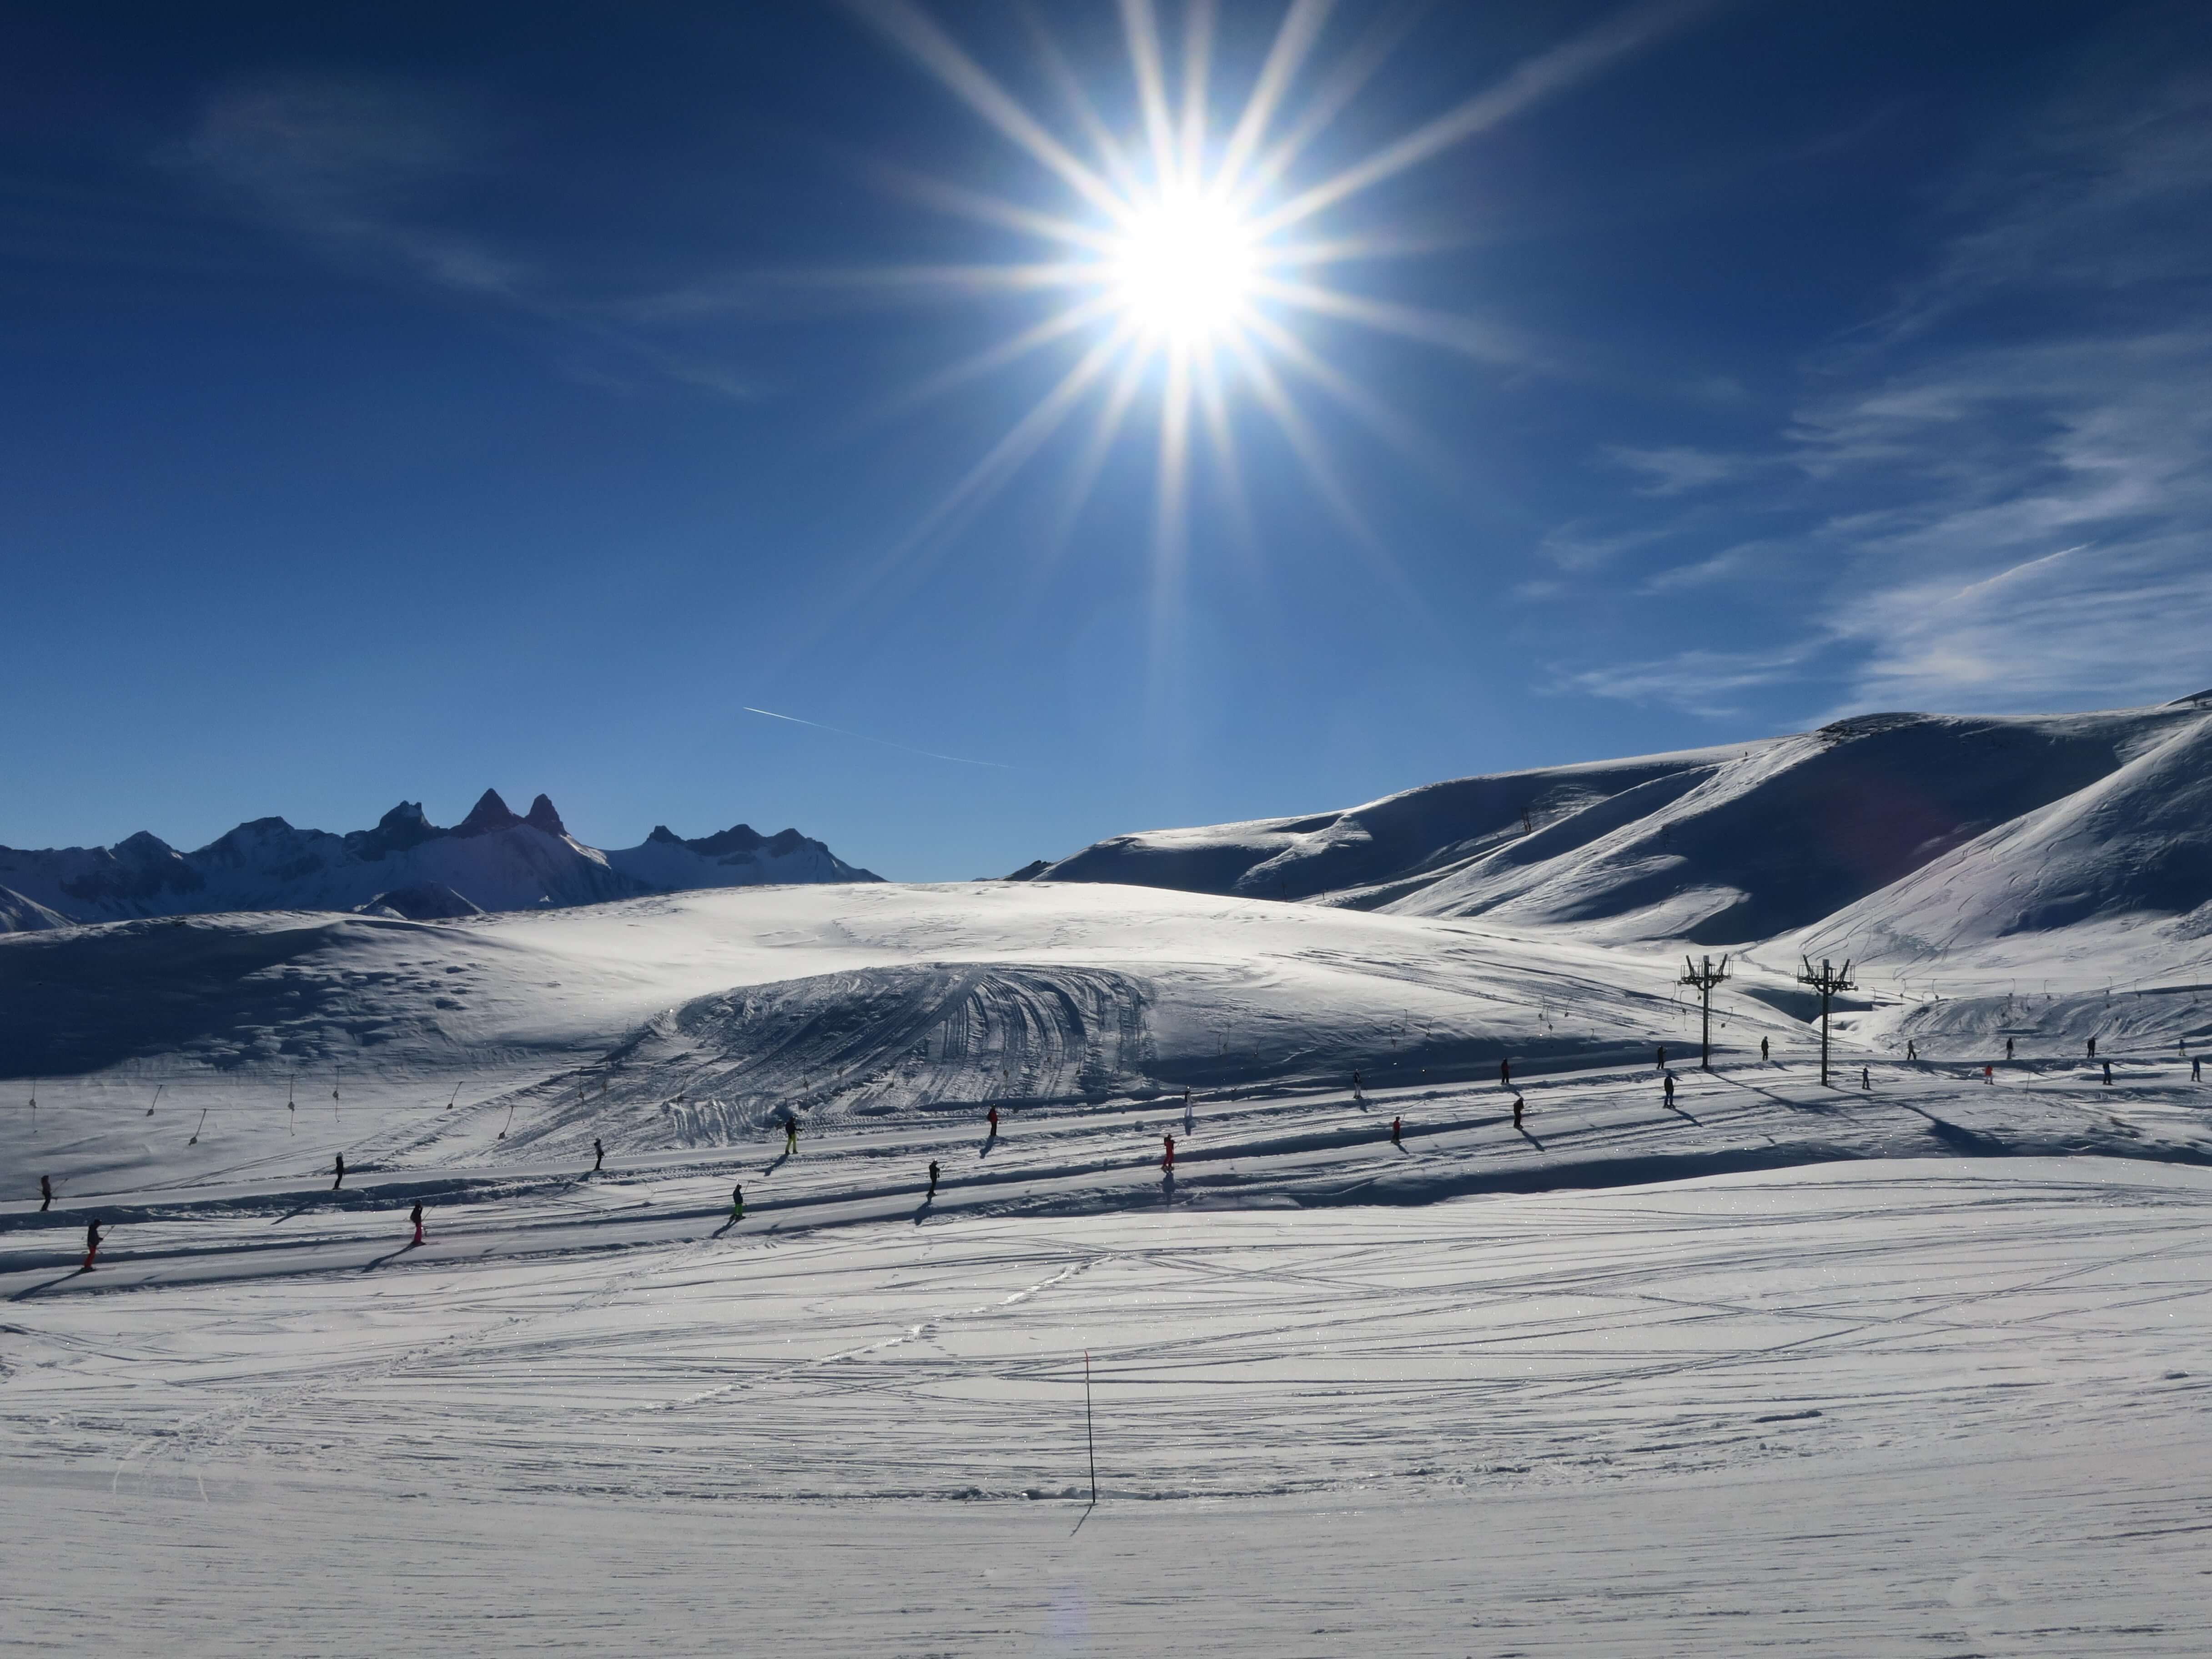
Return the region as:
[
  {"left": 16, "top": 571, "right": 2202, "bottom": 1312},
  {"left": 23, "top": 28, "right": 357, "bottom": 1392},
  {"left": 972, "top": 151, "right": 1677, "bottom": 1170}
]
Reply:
[
  {"left": 0, "top": 790, "right": 879, "bottom": 930},
  {"left": 1011, "top": 692, "right": 2212, "bottom": 953}
]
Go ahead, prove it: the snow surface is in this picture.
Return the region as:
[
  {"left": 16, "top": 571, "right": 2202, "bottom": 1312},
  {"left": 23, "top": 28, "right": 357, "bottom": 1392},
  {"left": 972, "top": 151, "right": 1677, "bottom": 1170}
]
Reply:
[
  {"left": 5, "top": 1157, "right": 2209, "bottom": 1653},
  {"left": 6, "top": 697, "right": 2212, "bottom": 1649}
]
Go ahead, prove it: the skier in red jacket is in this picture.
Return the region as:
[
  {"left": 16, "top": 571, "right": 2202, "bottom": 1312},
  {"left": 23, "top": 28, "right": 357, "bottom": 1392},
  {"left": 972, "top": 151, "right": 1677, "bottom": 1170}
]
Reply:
[{"left": 1161, "top": 1134, "right": 1175, "bottom": 1174}]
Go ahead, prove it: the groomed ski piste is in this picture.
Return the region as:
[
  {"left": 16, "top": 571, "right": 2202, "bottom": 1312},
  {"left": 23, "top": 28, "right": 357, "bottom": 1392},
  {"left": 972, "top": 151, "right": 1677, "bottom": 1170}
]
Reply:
[{"left": 8, "top": 703, "right": 2212, "bottom": 1654}]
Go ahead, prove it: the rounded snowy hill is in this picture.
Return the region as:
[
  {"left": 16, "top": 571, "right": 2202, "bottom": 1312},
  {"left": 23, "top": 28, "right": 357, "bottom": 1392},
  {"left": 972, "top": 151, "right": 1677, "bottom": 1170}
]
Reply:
[{"left": 1016, "top": 698, "right": 2212, "bottom": 950}]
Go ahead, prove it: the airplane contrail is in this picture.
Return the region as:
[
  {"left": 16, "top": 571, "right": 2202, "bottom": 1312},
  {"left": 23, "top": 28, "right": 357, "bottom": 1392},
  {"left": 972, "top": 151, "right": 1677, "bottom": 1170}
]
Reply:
[{"left": 742, "top": 706, "right": 1014, "bottom": 769}]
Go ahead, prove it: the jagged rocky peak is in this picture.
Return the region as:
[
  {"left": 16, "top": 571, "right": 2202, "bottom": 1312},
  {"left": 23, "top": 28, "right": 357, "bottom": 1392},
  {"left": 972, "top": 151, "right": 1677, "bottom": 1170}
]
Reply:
[
  {"left": 453, "top": 789, "right": 522, "bottom": 837},
  {"left": 523, "top": 794, "right": 567, "bottom": 836},
  {"left": 347, "top": 801, "right": 440, "bottom": 861}
]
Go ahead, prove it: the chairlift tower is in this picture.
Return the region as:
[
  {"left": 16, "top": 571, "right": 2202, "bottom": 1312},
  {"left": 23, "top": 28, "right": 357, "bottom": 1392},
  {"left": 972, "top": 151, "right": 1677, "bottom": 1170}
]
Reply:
[
  {"left": 1679, "top": 954, "right": 1730, "bottom": 1069},
  {"left": 1796, "top": 955, "right": 1856, "bottom": 1086}
]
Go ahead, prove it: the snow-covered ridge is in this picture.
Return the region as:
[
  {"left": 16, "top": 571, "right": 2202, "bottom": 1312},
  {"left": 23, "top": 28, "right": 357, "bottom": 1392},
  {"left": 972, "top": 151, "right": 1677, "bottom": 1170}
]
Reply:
[
  {"left": 0, "top": 789, "right": 879, "bottom": 929},
  {"left": 1016, "top": 699, "right": 2212, "bottom": 947}
]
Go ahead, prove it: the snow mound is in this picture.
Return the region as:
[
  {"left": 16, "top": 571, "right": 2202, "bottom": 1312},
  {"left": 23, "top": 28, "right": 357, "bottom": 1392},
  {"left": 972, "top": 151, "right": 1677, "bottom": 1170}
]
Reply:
[{"left": 355, "top": 882, "right": 485, "bottom": 921}]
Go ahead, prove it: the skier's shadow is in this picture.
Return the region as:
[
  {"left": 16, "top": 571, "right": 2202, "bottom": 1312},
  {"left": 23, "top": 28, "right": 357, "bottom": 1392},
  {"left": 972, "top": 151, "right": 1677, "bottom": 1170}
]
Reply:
[
  {"left": 268, "top": 1200, "right": 317, "bottom": 1227},
  {"left": 361, "top": 1240, "right": 420, "bottom": 1272},
  {"left": 979, "top": 1134, "right": 996, "bottom": 1159},
  {"left": 1515, "top": 1125, "right": 1545, "bottom": 1151},
  {"left": 712, "top": 1217, "right": 739, "bottom": 1238},
  {"left": 8, "top": 1266, "right": 88, "bottom": 1301},
  {"left": 913, "top": 1196, "right": 935, "bottom": 1225},
  {"left": 1713, "top": 1072, "right": 1823, "bottom": 1115},
  {"left": 1664, "top": 1101, "right": 1702, "bottom": 1126},
  {"left": 762, "top": 1151, "right": 790, "bottom": 1175},
  {"left": 1160, "top": 1171, "right": 1176, "bottom": 1199}
]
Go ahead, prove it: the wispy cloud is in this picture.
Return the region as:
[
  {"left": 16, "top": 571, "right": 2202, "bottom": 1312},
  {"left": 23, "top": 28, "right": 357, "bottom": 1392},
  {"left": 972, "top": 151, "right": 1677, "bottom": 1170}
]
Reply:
[
  {"left": 1602, "top": 443, "right": 1756, "bottom": 495},
  {"left": 1562, "top": 641, "right": 1832, "bottom": 719},
  {"left": 1556, "top": 36, "right": 2212, "bottom": 720},
  {"left": 173, "top": 73, "right": 764, "bottom": 399}
]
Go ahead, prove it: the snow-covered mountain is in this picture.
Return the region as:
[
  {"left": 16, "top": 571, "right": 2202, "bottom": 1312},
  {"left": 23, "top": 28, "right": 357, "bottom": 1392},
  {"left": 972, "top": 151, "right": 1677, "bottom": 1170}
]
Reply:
[
  {"left": 1015, "top": 694, "right": 2212, "bottom": 948},
  {"left": 0, "top": 790, "right": 879, "bottom": 929}
]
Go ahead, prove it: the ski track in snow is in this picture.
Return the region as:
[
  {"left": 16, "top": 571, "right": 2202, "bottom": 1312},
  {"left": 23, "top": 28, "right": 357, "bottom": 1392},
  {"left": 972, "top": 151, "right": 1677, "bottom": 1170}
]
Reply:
[{"left": 5, "top": 1155, "right": 2212, "bottom": 1652}]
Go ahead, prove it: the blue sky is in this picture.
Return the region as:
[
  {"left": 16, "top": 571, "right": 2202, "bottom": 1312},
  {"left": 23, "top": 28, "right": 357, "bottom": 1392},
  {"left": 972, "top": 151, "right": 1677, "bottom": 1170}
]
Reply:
[{"left": 5, "top": 1, "right": 2210, "bottom": 879}]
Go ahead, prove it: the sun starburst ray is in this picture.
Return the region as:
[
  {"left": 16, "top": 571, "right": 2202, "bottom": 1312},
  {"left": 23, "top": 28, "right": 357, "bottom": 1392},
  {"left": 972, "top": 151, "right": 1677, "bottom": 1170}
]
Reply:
[
  {"left": 1241, "top": 309, "right": 1463, "bottom": 487},
  {"left": 1253, "top": 274, "right": 1532, "bottom": 365},
  {"left": 1254, "top": 0, "right": 1714, "bottom": 236},
  {"left": 865, "top": 293, "right": 1126, "bottom": 427},
  {"left": 845, "top": 0, "right": 1126, "bottom": 219},
  {"left": 1119, "top": 0, "right": 1182, "bottom": 188},
  {"left": 1047, "top": 350, "right": 1151, "bottom": 558},
  {"left": 1225, "top": 0, "right": 1428, "bottom": 212},
  {"left": 1017, "top": 4, "right": 1147, "bottom": 196},
  {"left": 1213, "top": 0, "right": 1335, "bottom": 195},
  {"left": 880, "top": 320, "right": 1141, "bottom": 564},
  {"left": 1177, "top": 0, "right": 1217, "bottom": 181},
  {"left": 864, "top": 159, "right": 1120, "bottom": 253}
]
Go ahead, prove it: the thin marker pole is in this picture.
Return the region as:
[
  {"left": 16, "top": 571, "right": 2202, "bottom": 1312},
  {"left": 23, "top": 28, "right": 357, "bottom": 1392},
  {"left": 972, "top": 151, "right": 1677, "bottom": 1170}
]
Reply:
[{"left": 1085, "top": 1349, "right": 1098, "bottom": 1507}]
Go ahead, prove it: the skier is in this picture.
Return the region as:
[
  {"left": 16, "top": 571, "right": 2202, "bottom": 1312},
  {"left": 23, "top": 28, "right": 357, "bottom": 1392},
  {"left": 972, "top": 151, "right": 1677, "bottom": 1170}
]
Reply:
[
  {"left": 1760, "top": 1036, "right": 1770, "bottom": 1063},
  {"left": 2006, "top": 1038, "right": 2015, "bottom": 1061},
  {"left": 1161, "top": 1134, "right": 1175, "bottom": 1174},
  {"left": 1500, "top": 1056, "right": 1512, "bottom": 1089},
  {"left": 2193, "top": 1056, "right": 2202, "bottom": 1083},
  {"left": 2103, "top": 1060, "right": 2113, "bottom": 1086},
  {"left": 1662, "top": 1071, "right": 1675, "bottom": 1108},
  {"left": 1983, "top": 1064, "right": 1993, "bottom": 1084},
  {"left": 592, "top": 1137, "right": 604, "bottom": 1173},
  {"left": 82, "top": 1218, "right": 101, "bottom": 1271},
  {"left": 986, "top": 1106, "right": 999, "bottom": 1138},
  {"left": 1390, "top": 1116, "right": 1402, "bottom": 1146},
  {"left": 1861, "top": 1066, "right": 1871, "bottom": 1091},
  {"left": 1512, "top": 1096, "right": 1525, "bottom": 1131},
  {"left": 927, "top": 1160, "right": 940, "bottom": 1200},
  {"left": 1656, "top": 1044, "right": 1667, "bottom": 1071},
  {"left": 1906, "top": 1039, "right": 1917, "bottom": 1061},
  {"left": 332, "top": 1153, "right": 345, "bottom": 1191},
  {"left": 40, "top": 1175, "right": 52, "bottom": 1212},
  {"left": 784, "top": 1116, "right": 798, "bottom": 1156},
  {"left": 2088, "top": 1036, "right": 2097, "bottom": 1060},
  {"left": 1352, "top": 1070, "right": 1363, "bottom": 1101},
  {"left": 730, "top": 1184, "right": 744, "bottom": 1222},
  {"left": 410, "top": 1202, "right": 424, "bottom": 1247}
]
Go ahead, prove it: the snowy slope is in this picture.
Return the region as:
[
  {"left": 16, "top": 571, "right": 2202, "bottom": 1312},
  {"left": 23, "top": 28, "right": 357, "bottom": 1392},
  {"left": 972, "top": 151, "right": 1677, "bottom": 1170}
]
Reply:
[
  {"left": 1799, "top": 706, "right": 2212, "bottom": 957},
  {"left": 0, "top": 789, "right": 879, "bottom": 928},
  {"left": 1021, "top": 701, "right": 2211, "bottom": 946}
]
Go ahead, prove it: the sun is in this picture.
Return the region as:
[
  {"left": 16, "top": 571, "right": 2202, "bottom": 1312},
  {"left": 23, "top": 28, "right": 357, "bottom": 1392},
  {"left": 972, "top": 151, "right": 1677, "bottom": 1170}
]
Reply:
[
  {"left": 1108, "top": 189, "right": 1257, "bottom": 344},
  {"left": 840, "top": 0, "right": 1699, "bottom": 568}
]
